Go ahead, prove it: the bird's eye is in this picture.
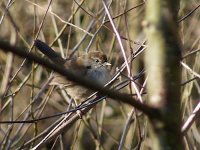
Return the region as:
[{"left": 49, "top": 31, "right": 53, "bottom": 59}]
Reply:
[
  {"left": 95, "top": 59, "right": 99, "bottom": 63},
  {"left": 86, "top": 66, "right": 91, "bottom": 69}
]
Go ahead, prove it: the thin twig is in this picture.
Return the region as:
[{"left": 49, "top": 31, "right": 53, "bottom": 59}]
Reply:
[
  {"left": 178, "top": 3, "right": 200, "bottom": 23},
  {"left": 182, "top": 101, "right": 200, "bottom": 134}
]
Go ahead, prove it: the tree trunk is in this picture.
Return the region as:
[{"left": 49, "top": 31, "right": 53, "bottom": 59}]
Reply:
[{"left": 144, "top": 0, "right": 183, "bottom": 149}]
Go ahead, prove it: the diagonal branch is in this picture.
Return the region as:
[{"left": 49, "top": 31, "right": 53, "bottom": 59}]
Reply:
[{"left": 0, "top": 40, "right": 161, "bottom": 119}]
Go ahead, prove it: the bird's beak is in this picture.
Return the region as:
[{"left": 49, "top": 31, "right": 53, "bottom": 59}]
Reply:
[{"left": 104, "top": 62, "right": 111, "bottom": 66}]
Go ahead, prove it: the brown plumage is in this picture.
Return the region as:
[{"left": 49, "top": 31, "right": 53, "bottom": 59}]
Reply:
[{"left": 35, "top": 40, "right": 110, "bottom": 103}]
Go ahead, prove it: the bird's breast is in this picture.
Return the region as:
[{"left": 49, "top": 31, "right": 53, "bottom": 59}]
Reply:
[{"left": 86, "top": 67, "right": 110, "bottom": 85}]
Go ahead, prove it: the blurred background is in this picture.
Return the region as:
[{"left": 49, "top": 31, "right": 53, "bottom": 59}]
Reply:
[{"left": 0, "top": 0, "right": 200, "bottom": 149}]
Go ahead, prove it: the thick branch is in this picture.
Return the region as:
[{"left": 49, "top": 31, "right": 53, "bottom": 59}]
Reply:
[
  {"left": 144, "top": 0, "right": 183, "bottom": 149},
  {"left": 0, "top": 40, "right": 160, "bottom": 119}
]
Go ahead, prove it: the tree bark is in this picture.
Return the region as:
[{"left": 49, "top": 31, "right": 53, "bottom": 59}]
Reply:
[{"left": 144, "top": 0, "right": 183, "bottom": 149}]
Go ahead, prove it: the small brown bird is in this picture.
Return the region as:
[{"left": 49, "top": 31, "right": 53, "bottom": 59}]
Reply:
[{"left": 35, "top": 40, "right": 111, "bottom": 103}]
